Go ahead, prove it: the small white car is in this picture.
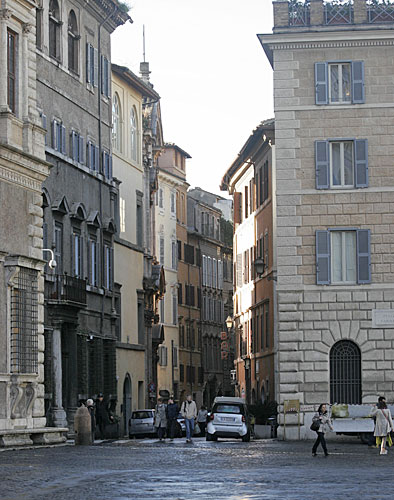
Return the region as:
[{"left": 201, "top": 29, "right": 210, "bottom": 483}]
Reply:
[
  {"left": 206, "top": 397, "right": 251, "bottom": 442},
  {"left": 129, "top": 409, "right": 155, "bottom": 438}
]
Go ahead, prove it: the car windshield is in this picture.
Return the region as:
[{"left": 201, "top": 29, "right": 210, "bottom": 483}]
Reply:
[
  {"left": 132, "top": 411, "right": 152, "bottom": 419},
  {"left": 214, "top": 404, "right": 242, "bottom": 414}
]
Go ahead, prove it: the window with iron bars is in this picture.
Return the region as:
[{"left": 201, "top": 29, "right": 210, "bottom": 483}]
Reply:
[{"left": 11, "top": 268, "right": 39, "bottom": 374}]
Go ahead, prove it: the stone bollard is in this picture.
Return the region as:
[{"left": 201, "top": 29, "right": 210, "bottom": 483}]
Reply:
[{"left": 74, "top": 406, "right": 92, "bottom": 445}]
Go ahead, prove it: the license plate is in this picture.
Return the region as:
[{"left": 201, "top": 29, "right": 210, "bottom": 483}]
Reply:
[{"left": 221, "top": 417, "right": 235, "bottom": 422}]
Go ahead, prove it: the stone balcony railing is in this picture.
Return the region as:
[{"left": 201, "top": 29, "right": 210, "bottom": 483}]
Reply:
[{"left": 274, "top": 0, "right": 394, "bottom": 30}]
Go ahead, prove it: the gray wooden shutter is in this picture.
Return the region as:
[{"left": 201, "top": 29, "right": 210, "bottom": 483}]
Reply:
[
  {"left": 72, "top": 131, "right": 78, "bottom": 160},
  {"left": 51, "top": 119, "right": 56, "bottom": 149},
  {"left": 352, "top": 61, "right": 365, "bottom": 104},
  {"left": 94, "top": 145, "right": 99, "bottom": 171},
  {"left": 315, "top": 140, "right": 330, "bottom": 189},
  {"left": 354, "top": 139, "right": 368, "bottom": 188},
  {"left": 316, "top": 230, "right": 331, "bottom": 285},
  {"left": 100, "top": 55, "right": 104, "bottom": 94},
  {"left": 61, "top": 125, "right": 66, "bottom": 154},
  {"left": 86, "top": 43, "right": 91, "bottom": 83},
  {"left": 93, "top": 48, "right": 98, "bottom": 88},
  {"left": 357, "top": 229, "right": 371, "bottom": 284},
  {"left": 109, "top": 155, "right": 112, "bottom": 179},
  {"left": 315, "top": 62, "right": 328, "bottom": 105},
  {"left": 79, "top": 136, "right": 84, "bottom": 164},
  {"left": 107, "top": 60, "right": 111, "bottom": 97}
]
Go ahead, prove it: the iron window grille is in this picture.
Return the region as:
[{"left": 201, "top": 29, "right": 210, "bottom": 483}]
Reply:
[
  {"left": 11, "top": 268, "right": 39, "bottom": 374},
  {"left": 330, "top": 340, "right": 361, "bottom": 404}
]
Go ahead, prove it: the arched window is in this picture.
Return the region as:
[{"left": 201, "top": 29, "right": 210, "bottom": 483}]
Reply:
[
  {"left": 112, "top": 93, "right": 121, "bottom": 151},
  {"left": 49, "top": 0, "right": 61, "bottom": 60},
  {"left": 68, "top": 10, "right": 79, "bottom": 73},
  {"left": 130, "top": 107, "right": 138, "bottom": 162},
  {"left": 330, "top": 340, "right": 361, "bottom": 404}
]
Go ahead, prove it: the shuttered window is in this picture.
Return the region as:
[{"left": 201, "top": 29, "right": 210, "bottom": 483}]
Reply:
[
  {"left": 315, "top": 61, "right": 365, "bottom": 105},
  {"left": 52, "top": 119, "right": 66, "bottom": 154},
  {"left": 315, "top": 139, "right": 368, "bottom": 189},
  {"left": 316, "top": 229, "right": 371, "bottom": 285}
]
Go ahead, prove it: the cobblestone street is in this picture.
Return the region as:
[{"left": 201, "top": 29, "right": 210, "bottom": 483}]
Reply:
[{"left": 0, "top": 438, "right": 392, "bottom": 500}]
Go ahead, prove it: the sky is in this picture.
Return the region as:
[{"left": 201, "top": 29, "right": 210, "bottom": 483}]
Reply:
[{"left": 111, "top": 0, "right": 274, "bottom": 196}]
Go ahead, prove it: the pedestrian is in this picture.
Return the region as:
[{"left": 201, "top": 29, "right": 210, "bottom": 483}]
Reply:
[
  {"left": 86, "top": 398, "right": 96, "bottom": 443},
  {"left": 154, "top": 398, "right": 168, "bottom": 442},
  {"left": 181, "top": 394, "right": 197, "bottom": 443},
  {"left": 167, "top": 397, "right": 179, "bottom": 441},
  {"left": 197, "top": 405, "right": 208, "bottom": 437},
  {"left": 371, "top": 396, "right": 394, "bottom": 455},
  {"left": 312, "top": 403, "right": 333, "bottom": 457},
  {"left": 95, "top": 393, "right": 113, "bottom": 440}
]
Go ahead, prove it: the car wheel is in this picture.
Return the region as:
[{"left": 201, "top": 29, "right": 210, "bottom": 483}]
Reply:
[
  {"left": 206, "top": 432, "right": 214, "bottom": 441},
  {"left": 360, "top": 432, "right": 373, "bottom": 445},
  {"left": 242, "top": 432, "right": 251, "bottom": 442}
]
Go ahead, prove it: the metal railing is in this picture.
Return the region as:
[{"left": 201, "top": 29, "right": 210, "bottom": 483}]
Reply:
[
  {"left": 45, "top": 274, "right": 87, "bottom": 306},
  {"left": 324, "top": 0, "right": 354, "bottom": 24},
  {"left": 289, "top": 0, "right": 310, "bottom": 26},
  {"left": 368, "top": 0, "right": 394, "bottom": 22}
]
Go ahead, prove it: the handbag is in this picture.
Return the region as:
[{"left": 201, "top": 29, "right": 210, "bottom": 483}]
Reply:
[
  {"left": 310, "top": 419, "right": 320, "bottom": 432},
  {"left": 194, "top": 423, "right": 201, "bottom": 435}
]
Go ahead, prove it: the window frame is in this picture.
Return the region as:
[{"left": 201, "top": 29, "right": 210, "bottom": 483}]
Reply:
[
  {"left": 49, "top": 0, "right": 61, "bottom": 61},
  {"left": 67, "top": 10, "right": 79, "bottom": 74},
  {"left": 112, "top": 92, "right": 122, "bottom": 152},
  {"left": 329, "top": 140, "right": 354, "bottom": 188},
  {"left": 7, "top": 29, "right": 17, "bottom": 114},
  {"left": 130, "top": 106, "right": 138, "bottom": 162},
  {"left": 328, "top": 62, "right": 351, "bottom": 105}
]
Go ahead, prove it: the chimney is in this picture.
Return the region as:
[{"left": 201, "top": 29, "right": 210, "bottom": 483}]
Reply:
[{"left": 140, "top": 61, "right": 151, "bottom": 84}]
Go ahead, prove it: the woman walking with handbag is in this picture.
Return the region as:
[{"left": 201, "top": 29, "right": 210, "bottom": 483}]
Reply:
[
  {"left": 311, "top": 404, "right": 333, "bottom": 457},
  {"left": 371, "top": 396, "right": 394, "bottom": 455}
]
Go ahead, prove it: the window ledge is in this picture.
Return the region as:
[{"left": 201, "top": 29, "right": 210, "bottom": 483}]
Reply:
[{"left": 86, "top": 284, "right": 104, "bottom": 295}]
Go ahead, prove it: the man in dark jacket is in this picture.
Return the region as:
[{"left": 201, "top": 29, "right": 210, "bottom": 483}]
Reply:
[
  {"left": 167, "top": 398, "right": 179, "bottom": 441},
  {"left": 95, "top": 393, "right": 113, "bottom": 439}
]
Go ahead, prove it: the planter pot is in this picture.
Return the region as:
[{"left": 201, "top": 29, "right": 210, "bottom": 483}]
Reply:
[{"left": 254, "top": 424, "right": 272, "bottom": 439}]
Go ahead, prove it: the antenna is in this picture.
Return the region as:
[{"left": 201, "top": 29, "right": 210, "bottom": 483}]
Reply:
[{"left": 143, "top": 25, "right": 146, "bottom": 63}]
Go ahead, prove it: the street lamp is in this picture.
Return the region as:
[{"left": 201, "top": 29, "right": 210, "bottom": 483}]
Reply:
[
  {"left": 225, "top": 315, "right": 233, "bottom": 330},
  {"left": 254, "top": 257, "right": 265, "bottom": 277}
]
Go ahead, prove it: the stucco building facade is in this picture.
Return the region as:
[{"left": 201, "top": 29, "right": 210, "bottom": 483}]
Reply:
[{"left": 259, "top": 0, "right": 394, "bottom": 438}]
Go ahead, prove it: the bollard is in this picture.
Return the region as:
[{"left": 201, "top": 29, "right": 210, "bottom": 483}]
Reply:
[{"left": 74, "top": 406, "right": 92, "bottom": 445}]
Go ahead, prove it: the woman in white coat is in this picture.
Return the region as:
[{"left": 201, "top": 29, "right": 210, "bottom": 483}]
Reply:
[{"left": 371, "top": 397, "right": 394, "bottom": 455}]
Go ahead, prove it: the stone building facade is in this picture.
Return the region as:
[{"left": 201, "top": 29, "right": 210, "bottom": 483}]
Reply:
[
  {"left": 0, "top": 0, "right": 64, "bottom": 446},
  {"left": 259, "top": 0, "right": 394, "bottom": 438},
  {"left": 37, "top": 0, "right": 129, "bottom": 430}
]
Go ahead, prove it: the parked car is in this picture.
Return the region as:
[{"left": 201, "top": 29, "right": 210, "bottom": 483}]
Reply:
[
  {"left": 129, "top": 409, "right": 155, "bottom": 438},
  {"left": 176, "top": 412, "right": 186, "bottom": 437},
  {"left": 206, "top": 397, "right": 251, "bottom": 442}
]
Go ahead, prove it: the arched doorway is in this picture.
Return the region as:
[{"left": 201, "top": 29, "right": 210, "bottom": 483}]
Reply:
[
  {"left": 330, "top": 340, "right": 361, "bottom": 404},
  {"left": 123, "top": 374, "right": 132, "bottom": 437}
]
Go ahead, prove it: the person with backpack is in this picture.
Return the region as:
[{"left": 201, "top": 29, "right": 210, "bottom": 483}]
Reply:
[
  {"left": 371, "top": 396, "right": 394, "bottom": 455},
  {"left": 311, "top": 403, "right": 333, "bottom": 457},
  {"left": 181, "top": 394, "right": 197, "bottom": 443}
]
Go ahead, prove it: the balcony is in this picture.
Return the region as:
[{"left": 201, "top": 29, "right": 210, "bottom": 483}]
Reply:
[{"left": 45, "top": 274, "right": 87, "bottom": 307}]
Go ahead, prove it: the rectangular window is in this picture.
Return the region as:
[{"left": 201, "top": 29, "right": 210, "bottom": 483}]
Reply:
[
  {"left": 263, "top": 161, "right": 269, "bottom": 202},
  {"left": 159, "top": 188, "right": 164, "bottom": 209},
  {"left": 180, "top": 364, "right": 184, "bottom": 382},
  {"left": 52, "top": 120, "right": 66, "bottom": 154},
  {"left": 330, "top": 141, "right": 354, "bottom": 187},
  {"left": 100, "top": 55, "right": 110, "bottom": 97},
  {"left": 316, "top": 229, "right": 371, "bottom": 285},
  {"left": 315, "top": 61, "right": 365, "bottom": 105},
  {"left": 137, "top": 299, "right": 144, "bottom": 344},
  {"left": 89, "top": 238, "right": 98, "bottom": 286},
  {"left": 86, "top": 43, "right": 98, "bottom": 87},
  {"left": 7, "top": 30, "right": 16, "bottom": 114},
  {"left": 87, "top": 141, "right": 99, "bottom": 171},
  {"left": 71, "top": 131, "right": 84, "bottom": 163},
  {"left": 184, "top": 244, "right": 195, "bottom": 264},
  {"left": 177, "top": 240, "right": 182, "bottom": 261},
  {"left": 10, "top": 268, "right": 39, "bottom": 374},
  {"left": 316, "top": 139, "right": 368, "bottom": 189},
  {"left": 172, "top": 294, "right": 178, "bottom": 325},
  {"left": 329, "top": 63, "right": 351, "bottom": 104},
  {"left": 136, "top": 198, "right": 143, "bottom": 247},
  {"left": 172, "top": 346, "right": 178, "bottom": 367},
  {"left": 72, "top": 230, "right": 83, "bottom": 278},
  {"left": 172, "top": 241, "right": 177, "bottom": 269},
  {"left": 54, "top": 222, "right": 63, "bottom": 274},
  {"left": 179, "top": 325, "right": 185, "bottom": 347},
  {"left": 102, "top": 151, "right": 113, "bottom": 179},
  {"left": 244, "top": 185, "right": 249, "bottom": 219},
  {"left": 178, "top": 283, "right": 183, "bottom": 305},
  {"left": 159, "top": 236, "right": 164, "bottom": 265},
  {"left": 159, "top": 346, "right": 168, "bottom": 366},
  {"left": 170, "top": 192, "right": 176, "bottom": 214},
  {"left": 104, "top": 243, "right": 113, "bottom": 290}
]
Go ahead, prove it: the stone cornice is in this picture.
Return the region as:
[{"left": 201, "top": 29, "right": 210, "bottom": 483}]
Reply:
[
  {"left": 0, "top": 145, "right": 49, "bottom": 192},
  {"left": 268, "top": 38, "right": 394, "bottom": 51}
]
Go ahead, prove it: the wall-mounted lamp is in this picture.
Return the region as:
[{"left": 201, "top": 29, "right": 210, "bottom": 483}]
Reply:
[
  {"left": 43, "top": 249, "right": 57, "bottom": 269},
  {"left": 254, "top": 257, "right": 265, "bottom": 277}
]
